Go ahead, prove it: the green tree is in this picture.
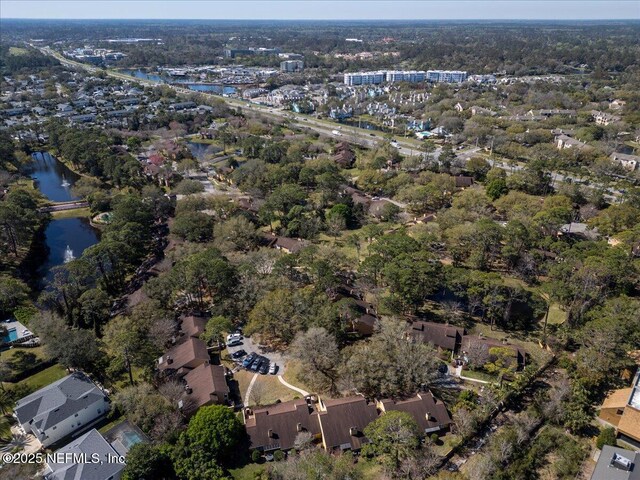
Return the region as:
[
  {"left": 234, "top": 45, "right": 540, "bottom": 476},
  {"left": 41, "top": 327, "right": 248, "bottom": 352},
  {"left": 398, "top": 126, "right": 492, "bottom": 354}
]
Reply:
[
  {"left": 122, "top": 443, "right": 176, "bottom": 480},
  {"left": 0, "top": 276, "right": 29, "bottom": 316},
  {"left": 172, "top": 405, "right": 244, "bottom": 480},
  {"left": 201, "top": 316, "right": 233, "bottom": 346},
  {"left": 171, "top": 211, "right": 214, "bottom": 242},
  {"left": 363, "top": 411, "right": 421, "bottom": 472}
]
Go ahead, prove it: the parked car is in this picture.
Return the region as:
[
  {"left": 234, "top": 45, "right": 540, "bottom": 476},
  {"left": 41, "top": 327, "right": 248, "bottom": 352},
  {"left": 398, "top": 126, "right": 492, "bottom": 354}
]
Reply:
[
  {"left": 250, "top": 356, "right": 264, "bottom": 372},
  {"left": 242, "top": 353, "right": 257, "bottom": 368},
  {"left": 227, "top": 339, "right": 242, "bottom": 347},
  {"left": 231, "top": 349, "right": 247, "bottom": 360},
  {"left": 259, "top": 362, "right": 269, "bottom": 375},
  {"left": 269, "top": 362, "right": 278, "bottom": 375},
  {"left": 226, "top": 333, "right": 242, "bottom": 343}
]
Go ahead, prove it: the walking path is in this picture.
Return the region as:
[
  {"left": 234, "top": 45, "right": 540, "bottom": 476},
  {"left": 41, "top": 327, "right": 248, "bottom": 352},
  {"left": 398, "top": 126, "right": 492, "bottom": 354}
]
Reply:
[
  {"left": 454, "top": 365, "right": 492, "bottom": 384},
  {"left": 244, "top": 373, "right": 258, "bottom": 404},
  {"left": 277, "top": 375, "right": 310, "bottom": 396}
]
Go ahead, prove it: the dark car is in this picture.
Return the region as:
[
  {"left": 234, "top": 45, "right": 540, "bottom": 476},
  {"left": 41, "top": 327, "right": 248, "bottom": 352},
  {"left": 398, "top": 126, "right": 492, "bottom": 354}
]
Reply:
[
  {"left": 250, "top": 356, "right": 264, "bottom": 372},
  {"left": 242, "top": 353, "right": 257, "bottom": 368},
  {"left": 231, "top": 349, "right": 247, "bottom": 360},
  {"left": 258, "top": 361, "right": 269, "bottom": 375}
]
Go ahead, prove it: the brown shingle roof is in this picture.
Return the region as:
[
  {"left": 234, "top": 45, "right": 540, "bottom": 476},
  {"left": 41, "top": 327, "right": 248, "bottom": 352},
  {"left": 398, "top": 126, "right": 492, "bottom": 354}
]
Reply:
[
  {"left": 410, "top": 321, "right": 465, "bottom": 351},
  {"left": 317, "top": 396, "right": 378, "bottom": 451},
  {"left": 618, "top": 407, "right": 640, "bottom": 442},
  {"left": 602, "top": 388, "right": 634, "bottom": 410},
  {"left": 378, "top": 391, "right": 452, "bottom": 433},
  {"left": 245, "top": 399, "right": 321, "bottom": 452},
  {"left": 183, "top": 363, "right": 229, "bottom": 411},
  {"left": 179, "top": 316, "right": 207, "bottom": 340},
  {"left": 158, "top": 337, "right": 210, "bottom": 377}
]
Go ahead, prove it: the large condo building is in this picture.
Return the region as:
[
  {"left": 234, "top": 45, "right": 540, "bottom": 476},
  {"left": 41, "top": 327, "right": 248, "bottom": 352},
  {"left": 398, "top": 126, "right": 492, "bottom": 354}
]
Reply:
[
  {"left": 385, "top": 70, "right": 426, "bottom": 82},
  {"left": 343, "top": 71, "right": 387, "bottom": 86},
  {"left": 426, "top": 70, "right": 468, "bottom": 83},
  {"left": 344, "top": 70, "right": 429, "bottom": 85}
]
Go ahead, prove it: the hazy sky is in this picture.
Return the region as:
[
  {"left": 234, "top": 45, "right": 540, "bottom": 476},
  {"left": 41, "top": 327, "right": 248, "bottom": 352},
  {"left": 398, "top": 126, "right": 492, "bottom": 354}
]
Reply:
[{"left": 1, "top": 0, "right": 639, "bottom": 20}]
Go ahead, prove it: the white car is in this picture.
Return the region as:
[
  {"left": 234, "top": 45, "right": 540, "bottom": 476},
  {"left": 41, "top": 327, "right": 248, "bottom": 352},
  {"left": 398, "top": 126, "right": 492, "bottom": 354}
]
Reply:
[
  {"left": 226, "top": 333, "right": 242, "bottom": 343},
  {"left": 269, "top": 362, "right": 278, "bottom": 375}
]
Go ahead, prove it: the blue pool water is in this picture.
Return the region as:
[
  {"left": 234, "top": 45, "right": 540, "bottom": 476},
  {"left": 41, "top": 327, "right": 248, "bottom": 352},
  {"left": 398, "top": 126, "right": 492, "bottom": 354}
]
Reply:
[
  {"left": 3, "top": 329, "right": 18, "bottom": 343},
  {"left": 122, "top": 431, "right": 143, "bottom": 449}
]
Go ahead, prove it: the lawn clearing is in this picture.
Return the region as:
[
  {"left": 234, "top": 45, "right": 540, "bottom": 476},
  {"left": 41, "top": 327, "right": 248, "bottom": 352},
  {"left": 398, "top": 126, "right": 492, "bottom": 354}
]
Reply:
[{"left": 7, "top": 364, "right": 67, "bottom": 392}]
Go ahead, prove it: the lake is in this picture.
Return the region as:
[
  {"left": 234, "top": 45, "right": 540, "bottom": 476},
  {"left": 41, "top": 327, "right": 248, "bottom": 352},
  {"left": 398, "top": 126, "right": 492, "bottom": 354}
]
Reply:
[
  {"left": 120, "top": 69, "right": 236, "bottom": 94},
  {"left": 30, "top": 152, "right": 80, "bottom": 202},
  {"left": 30, "top": 152, "right": 100, "bottom": 285}
]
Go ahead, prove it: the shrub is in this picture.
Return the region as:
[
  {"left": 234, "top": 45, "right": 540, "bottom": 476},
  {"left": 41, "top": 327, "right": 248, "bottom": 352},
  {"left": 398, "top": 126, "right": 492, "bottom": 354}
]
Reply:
[
  {"left": 273, "top": 450, "right": 285, "bottom": 462},
  {"left": 251, "top": 449, "right": 262, "bottom": 463},
  {"left": 596, "top": 427, "right": 617, "bottom": 450}
]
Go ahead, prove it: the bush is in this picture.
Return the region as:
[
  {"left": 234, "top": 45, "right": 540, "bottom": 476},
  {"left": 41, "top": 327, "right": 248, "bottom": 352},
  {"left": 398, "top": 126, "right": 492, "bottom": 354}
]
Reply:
[
  {"left": 251, "top": 449, "right": 262, "bottom": 463},
  {"left": 430, "top": 433, "right": 440, "bottom": 444},
  {"left": 596, "top": 427, "right": 617, "bottom": 450},
  {"left": 273, "top": 450, "right": 285, "bottom": 462},
  {"left": 173, "top": 179, "right": 205, "bottom": 195}
]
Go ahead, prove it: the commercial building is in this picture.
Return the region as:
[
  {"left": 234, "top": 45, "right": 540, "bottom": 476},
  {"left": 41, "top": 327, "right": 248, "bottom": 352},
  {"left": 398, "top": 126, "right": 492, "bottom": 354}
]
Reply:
[
  {"left": 280, "top": 60, "right": 304, "bottom": 73},
  {"left": 426, "top": 70, "right": 468, "bottom": 83}
]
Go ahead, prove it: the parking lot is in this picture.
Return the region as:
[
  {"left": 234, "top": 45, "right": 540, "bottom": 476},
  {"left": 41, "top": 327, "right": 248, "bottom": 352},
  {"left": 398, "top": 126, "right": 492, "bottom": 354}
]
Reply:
[{"left": 225, "top": 334, "right": 287, "bottom": 376}]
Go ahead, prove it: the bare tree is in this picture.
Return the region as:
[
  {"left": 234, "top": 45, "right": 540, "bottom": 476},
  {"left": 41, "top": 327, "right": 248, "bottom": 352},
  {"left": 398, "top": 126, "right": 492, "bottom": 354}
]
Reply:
[{"left": 293, "top": 431, "right": 315, "bottom": 451}]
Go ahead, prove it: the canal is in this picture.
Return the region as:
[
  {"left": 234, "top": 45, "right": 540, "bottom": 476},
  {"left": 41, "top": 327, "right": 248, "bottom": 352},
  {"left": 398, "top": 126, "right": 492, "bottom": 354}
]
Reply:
[{"left": 30, "top": 152, "right": 100, "bottom": 285}]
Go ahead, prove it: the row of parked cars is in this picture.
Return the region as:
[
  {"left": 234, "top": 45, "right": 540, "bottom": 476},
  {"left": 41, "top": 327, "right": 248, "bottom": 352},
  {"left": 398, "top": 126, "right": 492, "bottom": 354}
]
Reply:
[{"left": 226, "top": 333, "right": 278, "bottom": 375}]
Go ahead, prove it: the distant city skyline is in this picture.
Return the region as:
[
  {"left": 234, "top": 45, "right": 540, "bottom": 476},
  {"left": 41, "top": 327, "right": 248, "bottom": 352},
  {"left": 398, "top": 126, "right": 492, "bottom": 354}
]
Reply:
[{"left": 1, "top": 1, "right": 639, "bottom": 21}]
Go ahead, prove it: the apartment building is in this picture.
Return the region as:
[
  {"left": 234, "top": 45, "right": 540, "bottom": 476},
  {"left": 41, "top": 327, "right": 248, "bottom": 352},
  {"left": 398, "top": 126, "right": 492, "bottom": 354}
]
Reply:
[{"left": 426, "top": 70, "right": 468, "bottom": 83}]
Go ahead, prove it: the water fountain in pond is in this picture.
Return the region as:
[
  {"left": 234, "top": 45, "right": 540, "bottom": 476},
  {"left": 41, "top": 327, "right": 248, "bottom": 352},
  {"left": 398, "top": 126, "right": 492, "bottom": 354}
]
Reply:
[
  {"left": 63, "top": 245, "right": 75, "bottom": 263},
  {"left": 61, "top": 174, "right": 70, "bottom": 188}
]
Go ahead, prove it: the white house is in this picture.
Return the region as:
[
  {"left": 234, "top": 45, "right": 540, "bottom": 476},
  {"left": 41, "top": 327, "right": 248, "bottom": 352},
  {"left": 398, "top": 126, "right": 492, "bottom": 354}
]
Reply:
[{"left": 14, "top": 372, "right": 109, "bottom": 447}]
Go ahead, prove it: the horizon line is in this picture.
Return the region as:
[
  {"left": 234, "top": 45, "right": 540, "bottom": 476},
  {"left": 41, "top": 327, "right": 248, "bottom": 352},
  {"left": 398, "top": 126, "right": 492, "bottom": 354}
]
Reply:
[{"left": 3, "top": 17, "right": 639, "bottom": 21}]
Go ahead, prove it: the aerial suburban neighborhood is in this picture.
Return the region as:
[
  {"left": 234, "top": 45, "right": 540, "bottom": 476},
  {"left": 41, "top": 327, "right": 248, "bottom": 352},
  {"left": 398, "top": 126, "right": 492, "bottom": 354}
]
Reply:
[{"left": 0, "top": 2, "right": 639, "bottom": 480}]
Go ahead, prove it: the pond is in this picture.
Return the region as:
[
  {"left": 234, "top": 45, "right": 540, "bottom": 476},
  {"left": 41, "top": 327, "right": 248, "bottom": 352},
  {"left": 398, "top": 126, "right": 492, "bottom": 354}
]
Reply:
[
  {"left": 186, "top": 141, "right": 223, "bottom": 161},
  {"left": 30, "top": 152, "right": 100, "bottom": 285},
  {"left": 38, "top": 218, "right": 101, "bottom": 284},
  {"left": 120, "top": 70, "right": 236, "bottom": 95},
  {"left": 30, "top": 152, "right": 80, "bottom": 202}
]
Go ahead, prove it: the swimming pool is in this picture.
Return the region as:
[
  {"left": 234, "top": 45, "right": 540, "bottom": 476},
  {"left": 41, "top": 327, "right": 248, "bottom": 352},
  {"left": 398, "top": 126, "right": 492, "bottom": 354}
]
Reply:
[
  {"left": 121, "top": 430, "right": 143, "bottom": 449},
  {"left": 3, "top": 329, "right": 18, "bottom": 343}
]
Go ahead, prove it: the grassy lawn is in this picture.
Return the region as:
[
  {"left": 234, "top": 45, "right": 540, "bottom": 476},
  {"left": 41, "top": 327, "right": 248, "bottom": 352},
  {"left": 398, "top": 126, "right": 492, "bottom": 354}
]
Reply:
[
  {"left": 433, "top": 433, "right": 461, "bottom": 457},
  {"left": 9, "top": 47, "right": 29, "bottom": 55},
  {"left": 461, "top": 368, "right": 498, "bottom": 383},
  {"left": 281, "top": 361, "right": 313, "bottom": 397},
  {"left": 0, "top": 346, "right": 50, "bottom": 379},
  {"left": 254, "top": 375, "right": 299, "bottom": 406},
  {"left": 546, "top": 302, "right": 566, "bottom": 325},
  {"left": 355, "top": 458, "right": 384, "bottom": 480},
  {"left": 51, "top": 207, "right": 92, "bottom": 220},
  {"left": 4, "top": 364, "right": 68, "bottom": 392},
  {"left": 470, "top": 322, "right": 553, "bottom": 367},
  {"left": 97, "top": 413, "right": 125, "bottom": 435},
  {"left": 229, "top": 462, "right": 266, "bottom": 480},
  {"left": 233, "top": 369, "right": 255, "bottom": 401}
]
